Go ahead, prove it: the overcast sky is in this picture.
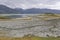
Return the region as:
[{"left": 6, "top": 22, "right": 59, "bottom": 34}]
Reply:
[{"left": 0, "top": 0, "right": 60, "bottom": 9}]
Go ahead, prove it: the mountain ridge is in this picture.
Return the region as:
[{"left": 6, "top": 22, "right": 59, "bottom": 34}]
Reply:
[{"left": 0, "top": 5, "right": 60, "bottom": 14}]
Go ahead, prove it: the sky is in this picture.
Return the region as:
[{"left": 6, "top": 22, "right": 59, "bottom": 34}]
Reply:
[{"left": 0, "top": 0, "right": 60, "bottom": 9}]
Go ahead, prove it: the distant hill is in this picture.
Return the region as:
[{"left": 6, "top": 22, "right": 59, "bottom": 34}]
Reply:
[
  {"left": 0, "top": 5, "right": 60, "bottom": 14},
  {"left": 24, "top": 8, "right": 60, "bottom": 14}
]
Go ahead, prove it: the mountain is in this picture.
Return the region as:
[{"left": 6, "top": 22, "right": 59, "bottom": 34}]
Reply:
[
  {"left": 0, "top": 5, "right": 15, "bottom": 14},
  {"left": 14, "top": 8, "right": 24, "bottom": 13},
  {"left": 0, "top": 5, "right": 22, "bottom": 14},
  {"left": 0, "top": 5, "right": 60, "bottom": 14}
]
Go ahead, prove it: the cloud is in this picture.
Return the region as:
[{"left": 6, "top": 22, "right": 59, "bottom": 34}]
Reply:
[{"left": 0, "top": 0, "right": 60, "bottom": 9}]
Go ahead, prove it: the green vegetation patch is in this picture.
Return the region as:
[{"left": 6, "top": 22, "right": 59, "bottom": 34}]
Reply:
[
  {"left": 0, "top": 16, "right": 11, "bottom": 19},
  {"left": 0, "top": 35, "right": 60, "bottom": 40},
  {"left": 20, "top": 35, "right": 60, "bottom": 40}
]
